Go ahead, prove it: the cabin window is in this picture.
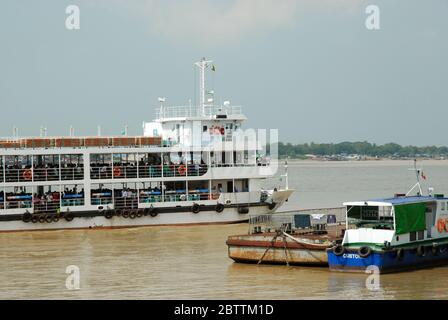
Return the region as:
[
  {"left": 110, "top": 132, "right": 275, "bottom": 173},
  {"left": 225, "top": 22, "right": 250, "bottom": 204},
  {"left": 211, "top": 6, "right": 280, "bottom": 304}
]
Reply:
[
  {"left": 409, "top": 231, "right": 416, "bottom": 242},
  {"left": 417, "top": 230, "right": 425, "bottom": 240},
  {"left": 346, "top": 205, "right": 393, "bottom": 230},
  {"left": 442, "top": 202, "right": 446, "bottom": 211}
]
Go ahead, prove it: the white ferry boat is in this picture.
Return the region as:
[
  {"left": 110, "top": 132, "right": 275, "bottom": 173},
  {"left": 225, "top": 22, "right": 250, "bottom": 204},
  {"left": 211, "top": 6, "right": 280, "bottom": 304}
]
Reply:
[{"left": 0, "top": 58, "right": 293, "bottom": 232}]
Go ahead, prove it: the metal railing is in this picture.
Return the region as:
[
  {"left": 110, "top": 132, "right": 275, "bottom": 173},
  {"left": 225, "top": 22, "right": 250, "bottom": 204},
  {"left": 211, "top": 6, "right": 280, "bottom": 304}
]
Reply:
[
  {"left": 33, "top": 200, "right": 60, "bottom": 214},
  {"left": 90, "top": 164, "right": 208, "bottom": 180},
  {"left": 1, "top": 166, "right": 84, "bottom": 183},
  {"left": 249, "top": 207, "right": 346, "bottom": 234},
  {"left": 156, "top": 105, "right": 243, "bottom": 119}
]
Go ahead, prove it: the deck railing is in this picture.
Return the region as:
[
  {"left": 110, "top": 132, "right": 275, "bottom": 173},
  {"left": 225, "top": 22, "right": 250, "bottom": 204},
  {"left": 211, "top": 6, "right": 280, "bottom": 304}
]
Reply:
[{"left": 156, "top": 105, "right": 243, "bottom": 119}]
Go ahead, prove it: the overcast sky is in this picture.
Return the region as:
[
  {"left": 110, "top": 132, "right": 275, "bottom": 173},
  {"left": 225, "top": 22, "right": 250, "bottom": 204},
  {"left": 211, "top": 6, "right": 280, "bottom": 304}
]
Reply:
[{"left": 0, "top": 0, "right": 447, "bottom": 146}]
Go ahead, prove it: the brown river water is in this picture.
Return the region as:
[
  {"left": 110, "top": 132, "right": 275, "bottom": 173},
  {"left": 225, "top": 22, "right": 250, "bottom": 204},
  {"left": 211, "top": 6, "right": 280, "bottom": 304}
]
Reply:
[{"left": 1, "top": 160, "right": 448, "bottom": 299}]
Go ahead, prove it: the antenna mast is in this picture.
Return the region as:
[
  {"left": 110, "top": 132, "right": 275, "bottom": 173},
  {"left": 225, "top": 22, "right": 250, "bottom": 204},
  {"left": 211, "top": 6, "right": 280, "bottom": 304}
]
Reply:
[
  {"left": 406, "top": 159, "right": 423, "bottom": 196},
  {"left": 194, "top": 57, "right": 212, "bottom": 116}
]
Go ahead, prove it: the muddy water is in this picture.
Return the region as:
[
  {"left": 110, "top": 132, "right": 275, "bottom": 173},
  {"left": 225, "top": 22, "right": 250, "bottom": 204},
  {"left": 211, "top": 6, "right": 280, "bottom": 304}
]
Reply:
[{"left": 1, "top": 160, "right": 448, "bottom": 299}]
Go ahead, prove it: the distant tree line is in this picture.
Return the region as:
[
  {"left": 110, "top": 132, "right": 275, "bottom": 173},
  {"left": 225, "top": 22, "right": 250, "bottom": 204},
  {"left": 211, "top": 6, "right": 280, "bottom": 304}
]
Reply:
[{"left": 274, "top": 141, "right": 448, "bottom": 158}]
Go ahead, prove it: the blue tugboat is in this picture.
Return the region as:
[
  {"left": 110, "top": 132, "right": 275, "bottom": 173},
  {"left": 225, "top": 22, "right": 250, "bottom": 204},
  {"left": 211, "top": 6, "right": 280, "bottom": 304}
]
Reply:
[{"left": 327, "top": 162, "right": 448, "bottom": 273}]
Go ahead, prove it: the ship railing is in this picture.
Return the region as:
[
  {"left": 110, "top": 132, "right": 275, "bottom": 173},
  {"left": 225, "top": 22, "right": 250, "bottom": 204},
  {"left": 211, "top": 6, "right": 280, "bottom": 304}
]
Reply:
[
  {"left": 109, "top": 165, "right": 138, "bottom": 179},
  {"left": 4, "top": 168, "right": 33, "bottom": 183},
  {"left": 1, "top": 167, "right": 84, "bottom": 183},
  {"left": 61, "top": 197, "right": 85, "bottom": 207},
  {"left": 91, "top": 197, "right": 113, "bottom": 206},
  {"left": 33, "top": 200, "right": 60, "bottom": 214},
  {"left": 162, "top": 191, "right": 187, "bottom": 203},
  {"left": 248, "top": 207, "right": 346, "bottom": 235},
  {"left": 90, "top": 164, "right": 208, "bottom": 180},
  {"left": 3, "top": 197, "right": 33, "bottom": 210},
  {"left": 139, "top": 192, "right": 163, "bottom": 204},
  {"left": 156, "top": 105, "right": 243, "bottom": 119},
  {"left": 90, "top": 166, "right": 113, "bottom": 180},
  {"left": 60, "top": 167, "right": 84, "bottom": 181},
  {"left": 114, "top": 196, "right": 138, "bottom": 209},
  {"left": 138, "top": 165, "right": 163, "bottom": 178},
  {"left": 32, "top": 167, "right": 60, "bottom": 181}
]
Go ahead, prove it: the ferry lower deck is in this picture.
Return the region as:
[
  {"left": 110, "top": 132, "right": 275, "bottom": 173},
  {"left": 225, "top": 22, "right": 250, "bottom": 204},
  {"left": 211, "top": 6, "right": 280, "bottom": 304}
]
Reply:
[{"left": 0, "top": 141, "right": 293, "bottom": 232}]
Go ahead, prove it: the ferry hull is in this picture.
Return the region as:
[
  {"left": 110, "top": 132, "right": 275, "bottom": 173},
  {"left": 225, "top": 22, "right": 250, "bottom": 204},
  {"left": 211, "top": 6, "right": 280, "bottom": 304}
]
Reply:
[
  {"left": 327, "top": 245, "right": 448, "bottom": 273},
  {"left": 0, "top": 204, "right": 275, "bottom": 233}
]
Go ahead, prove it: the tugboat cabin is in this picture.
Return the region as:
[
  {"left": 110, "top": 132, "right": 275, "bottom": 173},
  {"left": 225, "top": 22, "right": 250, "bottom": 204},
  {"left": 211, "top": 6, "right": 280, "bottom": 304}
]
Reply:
[{"left": 343, "top": 195, "right": 448, "bottom": 249}]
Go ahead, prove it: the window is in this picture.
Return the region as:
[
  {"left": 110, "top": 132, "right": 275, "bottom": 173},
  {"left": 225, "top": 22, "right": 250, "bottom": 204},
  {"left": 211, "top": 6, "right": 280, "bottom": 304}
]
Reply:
[
  {"left": 417, "top": 230, "right": 425, "bottom": 240},
  {"left": 409, "top": 231, "right": 416, "bottom": 242}
]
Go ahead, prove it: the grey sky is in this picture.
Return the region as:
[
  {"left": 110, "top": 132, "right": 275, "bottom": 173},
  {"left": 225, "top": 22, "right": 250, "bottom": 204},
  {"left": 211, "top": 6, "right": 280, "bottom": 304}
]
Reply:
[{"left": 0, "top": 0, "right": 447, "bottom": 146}]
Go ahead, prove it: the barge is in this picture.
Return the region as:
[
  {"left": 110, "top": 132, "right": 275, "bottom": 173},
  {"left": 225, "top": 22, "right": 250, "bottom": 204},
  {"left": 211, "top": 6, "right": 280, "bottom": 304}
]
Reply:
[{"left": 227, "top": 209, "right": 345, "bottom": 266}]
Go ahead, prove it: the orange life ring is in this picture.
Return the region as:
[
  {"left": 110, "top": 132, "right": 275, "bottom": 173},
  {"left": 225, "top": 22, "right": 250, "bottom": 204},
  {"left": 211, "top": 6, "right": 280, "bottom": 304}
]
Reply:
[
  {"left": 445, "top": 219, "right": 448, "bottom": 232},
  {"left": 23, "top": 170, "right": 32, "bottom": 181},
  {"left": 178, "top": 164, "right": 186, "bottom": 176},
  {"left": 437, "top": 218, "right": 446, "bottom": 233},
  {"left": 113, "top": 167, "right": 122, "bottom": 177}
]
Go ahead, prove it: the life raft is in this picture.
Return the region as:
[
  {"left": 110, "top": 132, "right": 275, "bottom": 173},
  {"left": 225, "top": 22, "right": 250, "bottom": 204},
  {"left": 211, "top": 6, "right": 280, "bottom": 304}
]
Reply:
[
  {"left": 22, "top": 212, "right": 32, "bottom": 223},
  {"left": 177, "top": 164, "right": 187, "bottom": 176},
  {"left": 113, "top": 167, "right": 122, "bottom": 178},
  {"left": 23, "top": 170, "right": 32, "bottom": 181}
]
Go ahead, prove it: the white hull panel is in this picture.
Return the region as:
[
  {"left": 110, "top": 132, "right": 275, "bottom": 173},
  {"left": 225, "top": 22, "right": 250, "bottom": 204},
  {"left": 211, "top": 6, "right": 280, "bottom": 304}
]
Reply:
[{"left": 0, "top": 206, "right": 271, "bottom": 232}]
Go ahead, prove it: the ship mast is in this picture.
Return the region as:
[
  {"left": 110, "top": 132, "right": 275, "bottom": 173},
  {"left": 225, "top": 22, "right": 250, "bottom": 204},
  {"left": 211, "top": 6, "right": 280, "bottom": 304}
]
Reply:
[
  {"left": 406, "top": 159, "right": 424, "bottom": 196},
  {"left": 194, "top": 57, "right": 213, "bottom": 116}
]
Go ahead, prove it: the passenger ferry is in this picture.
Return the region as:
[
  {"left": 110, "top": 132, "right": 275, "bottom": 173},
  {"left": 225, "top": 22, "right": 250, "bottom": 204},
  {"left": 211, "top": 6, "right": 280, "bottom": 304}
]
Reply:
[
  {"left": 327, "top": 163, "right": 448, "bottom": 273},
  {"left": 0, "top": 58, "right": 293, "bottom": 232}
]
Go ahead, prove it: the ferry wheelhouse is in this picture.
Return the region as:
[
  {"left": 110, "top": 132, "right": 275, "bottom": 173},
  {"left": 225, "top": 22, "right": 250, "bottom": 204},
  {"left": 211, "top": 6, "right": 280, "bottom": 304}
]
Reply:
[
  {"left": 328, "top": 187, "right": 448, "bottom": 273},
  {"left": 0, "top": 58, "right": 293, "bottom": 232}
]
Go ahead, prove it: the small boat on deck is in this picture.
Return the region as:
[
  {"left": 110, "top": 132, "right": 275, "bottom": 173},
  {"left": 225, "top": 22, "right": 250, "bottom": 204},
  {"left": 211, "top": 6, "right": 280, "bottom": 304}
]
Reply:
[{"left": 226, "top": 209, "right": 345, "bottom": 266}]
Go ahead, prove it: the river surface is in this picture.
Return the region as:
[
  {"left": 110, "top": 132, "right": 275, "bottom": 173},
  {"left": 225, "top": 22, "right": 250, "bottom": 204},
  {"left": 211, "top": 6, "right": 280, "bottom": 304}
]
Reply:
[{"left": 1, "top": 160, "right": 448, "bottom": 299}]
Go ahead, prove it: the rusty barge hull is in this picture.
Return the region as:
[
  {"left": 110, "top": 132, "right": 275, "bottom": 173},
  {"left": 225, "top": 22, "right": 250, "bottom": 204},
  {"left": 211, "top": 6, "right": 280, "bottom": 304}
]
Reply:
[{"left": 226, "top": 234, "right": 332, "bottom": 266}]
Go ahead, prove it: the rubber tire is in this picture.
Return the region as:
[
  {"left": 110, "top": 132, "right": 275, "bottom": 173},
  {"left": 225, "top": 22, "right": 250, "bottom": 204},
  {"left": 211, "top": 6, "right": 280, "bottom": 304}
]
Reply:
[
  {"left": 192, "top": 203, "right": 200, "bottom": 214},
  {"left": 129, "top": 211, "right": 137, "bottom": 219},
  {"left": 38, "top": 215, "right": 46, "bottom": 223},
  {"left": 52, "top": 216, "right": 60, "bottom": 223},
  {"left": 22, "top": 212, "right": 32, "bottom": 223},
  {"left": 105, "top": 210, "right": 114, "bottom": 219},
  {"left": 332, "top": 244, "right": 345, "bottom": 256},
  {"left": 64, "top": 213, "right": 74, "bottom": 222},
  {"left": 31, "top": 215, "right": 39, "bottom": 223},
  {"left": 215, "top": 203, "right": 224, "bottom": 213},
  {"left": 136, "top": 211, "right": 143, "bottom": 218},
  {"left": 358, "top": 246, "right": 372, "bottom": 258},
  {"left": 122, "top": 210, "right": 130, "bottom": 218}
]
